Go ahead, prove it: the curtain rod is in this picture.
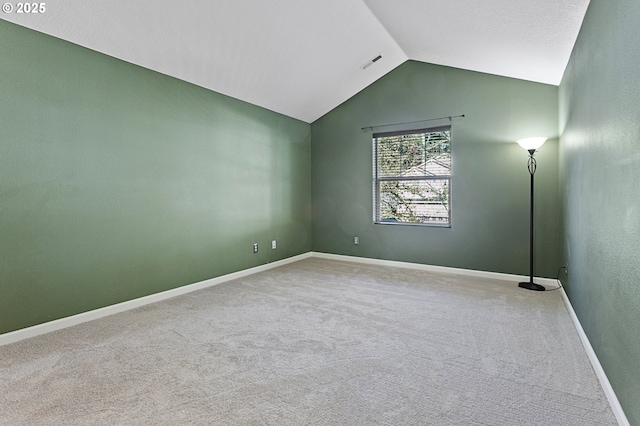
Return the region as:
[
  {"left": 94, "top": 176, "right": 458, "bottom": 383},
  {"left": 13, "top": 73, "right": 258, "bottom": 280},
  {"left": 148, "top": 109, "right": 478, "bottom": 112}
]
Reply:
[{"left": 361, "top": 114, "right": 465, "bottom": 131}]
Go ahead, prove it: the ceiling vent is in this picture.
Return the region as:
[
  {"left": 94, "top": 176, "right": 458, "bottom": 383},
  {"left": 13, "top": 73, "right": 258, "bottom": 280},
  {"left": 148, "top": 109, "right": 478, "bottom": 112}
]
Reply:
[{"left": 360, "top": 54, "right": 382, "bottom": 70}]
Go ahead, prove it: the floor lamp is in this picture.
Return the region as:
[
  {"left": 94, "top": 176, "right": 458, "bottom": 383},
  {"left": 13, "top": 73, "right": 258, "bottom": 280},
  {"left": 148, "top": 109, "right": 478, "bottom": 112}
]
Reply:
[{"left": 516, "top": 137, "right": 547, "bottom": 291}]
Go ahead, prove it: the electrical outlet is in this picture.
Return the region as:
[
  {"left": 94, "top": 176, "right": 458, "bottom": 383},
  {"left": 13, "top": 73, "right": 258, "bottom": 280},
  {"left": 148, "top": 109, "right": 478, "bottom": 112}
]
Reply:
[
  {"left": 253, "top": 243, "right": 258, "bottom": 253},
  {"left": 354, "top": 236, "right": 359, "bottom": 245},
  {"left": 272, "top": 240, "right": 277, "bottom": 249}
]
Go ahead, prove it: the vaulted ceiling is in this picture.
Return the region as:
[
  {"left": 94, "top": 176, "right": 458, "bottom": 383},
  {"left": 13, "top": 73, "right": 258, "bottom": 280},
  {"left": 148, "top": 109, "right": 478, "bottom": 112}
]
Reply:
[{"left": 2, "top": 0, "right": 590, "bottom": 123}]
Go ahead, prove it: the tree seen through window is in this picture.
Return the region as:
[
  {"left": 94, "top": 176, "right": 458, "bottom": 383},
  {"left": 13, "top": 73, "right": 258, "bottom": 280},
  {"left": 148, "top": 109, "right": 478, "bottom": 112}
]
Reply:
[{"left": 373, "top": 126, "right": 451, "bottom": 226}]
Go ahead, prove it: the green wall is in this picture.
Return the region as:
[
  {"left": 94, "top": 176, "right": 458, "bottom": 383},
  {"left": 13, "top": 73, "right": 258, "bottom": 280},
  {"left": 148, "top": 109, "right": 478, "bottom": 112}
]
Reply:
[
  {"left": 311, "top": 61, "right": 560, "bottom": 278},
  {"left": 559, "top": 0, "right": 640, "bottom": 423},
  {"left": 3, "top": 10, "right": 634, "bottom": 422},
  {"left": 0, "top": 21, "right": 311, "bottom": 335}
]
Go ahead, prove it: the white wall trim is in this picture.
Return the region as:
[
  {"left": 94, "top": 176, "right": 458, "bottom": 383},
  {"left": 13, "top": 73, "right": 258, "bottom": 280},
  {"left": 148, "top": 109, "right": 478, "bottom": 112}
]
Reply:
[
  {"left": 309, "top": 252, "right": 628, "bottom": 425},
  {"left": 558, "top": 288, "right": 630, "bottom": 426},
  {"left": 0, "top": 252, "right": 312, "bottom": 347},
  {"left": 1, "top": 250, "right": 629, "bottom": 424},
  {"left": 1, "top": 251, "right": 556, "bottom": 347},
  {"left": 309, "top": 252, "right": 559, "bottom": 287}
]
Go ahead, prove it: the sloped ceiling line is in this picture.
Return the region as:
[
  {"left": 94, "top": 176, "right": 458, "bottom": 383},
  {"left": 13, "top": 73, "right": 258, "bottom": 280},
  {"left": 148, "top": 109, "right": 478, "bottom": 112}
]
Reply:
[{"left": 1, "top": 0, "right": 589, "bottom": 123}]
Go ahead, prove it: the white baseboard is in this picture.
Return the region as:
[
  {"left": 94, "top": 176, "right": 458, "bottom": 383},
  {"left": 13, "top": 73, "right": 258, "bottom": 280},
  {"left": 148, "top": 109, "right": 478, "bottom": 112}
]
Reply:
[
  {"left": 309, "top": 252, "right": 628, "bottom": 425},
  {"left": 1, "top": 250, "right": 629, "bottom": 424},
  {"left": 309, "top": 252, "right": 559, "bottom": 287},
  {"left": 0, "top": 251, "right": 553, "bottom": 347},
  {"left": 558, "top": 288, "right": 630, "bottom": 426},
  {"left": 0, "top": 253, "right": 312, "bottom": 347}
]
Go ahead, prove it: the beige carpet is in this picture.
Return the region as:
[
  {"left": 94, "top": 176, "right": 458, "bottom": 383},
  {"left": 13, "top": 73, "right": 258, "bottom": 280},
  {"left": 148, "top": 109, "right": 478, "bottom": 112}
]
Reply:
[{"left": 0, "top": 258, "right": 617, "bottom": 425}]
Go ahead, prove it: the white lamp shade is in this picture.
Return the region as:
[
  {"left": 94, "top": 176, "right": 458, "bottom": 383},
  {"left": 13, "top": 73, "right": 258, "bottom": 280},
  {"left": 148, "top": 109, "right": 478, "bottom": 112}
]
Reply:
[{"left": 516, "top": 137, "right": 547, "bottom": 151}]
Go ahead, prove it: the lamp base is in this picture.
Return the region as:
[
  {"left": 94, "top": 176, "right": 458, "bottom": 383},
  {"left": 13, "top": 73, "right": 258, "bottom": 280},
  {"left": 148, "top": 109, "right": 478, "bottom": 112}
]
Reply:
[{"left": 518, "top": 281, "right": 546, "bottom": 291}]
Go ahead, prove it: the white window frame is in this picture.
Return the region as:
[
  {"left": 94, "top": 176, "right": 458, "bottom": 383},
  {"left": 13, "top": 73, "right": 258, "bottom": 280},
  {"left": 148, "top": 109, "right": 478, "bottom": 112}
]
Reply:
[{"left": 373, "top": 125, "right": 452, "bottom": 227}]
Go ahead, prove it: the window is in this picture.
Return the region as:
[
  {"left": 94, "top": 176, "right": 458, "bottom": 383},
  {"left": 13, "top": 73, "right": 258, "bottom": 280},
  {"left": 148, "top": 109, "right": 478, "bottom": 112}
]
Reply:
[{"left": 373, "top": 126, "right": 451, "bottom": 226}]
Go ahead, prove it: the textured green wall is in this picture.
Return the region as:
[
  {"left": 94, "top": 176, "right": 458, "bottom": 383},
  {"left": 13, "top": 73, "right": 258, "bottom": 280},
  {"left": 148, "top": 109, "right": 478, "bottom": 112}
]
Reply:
[
  {"left": 0, "top": 21, "right": 311, "bottom": 335},
  {"left": 311, "top": 61, "right": 560, "bottom": 277},
  {"left": 559, "top": 0, "right": 640, "bottom": 423}
]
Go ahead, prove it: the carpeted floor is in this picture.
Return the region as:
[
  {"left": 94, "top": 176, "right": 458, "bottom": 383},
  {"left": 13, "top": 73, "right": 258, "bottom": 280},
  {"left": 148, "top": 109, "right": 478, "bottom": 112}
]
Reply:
[{"left": 0, "top": 258, "right": 617, "bottom": 425}]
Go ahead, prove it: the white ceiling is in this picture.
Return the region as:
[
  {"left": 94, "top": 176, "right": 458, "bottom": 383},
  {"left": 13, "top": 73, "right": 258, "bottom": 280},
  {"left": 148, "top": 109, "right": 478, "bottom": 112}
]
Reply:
[{"left": 2, "top": 0, "right": 589, "bottom": 123}]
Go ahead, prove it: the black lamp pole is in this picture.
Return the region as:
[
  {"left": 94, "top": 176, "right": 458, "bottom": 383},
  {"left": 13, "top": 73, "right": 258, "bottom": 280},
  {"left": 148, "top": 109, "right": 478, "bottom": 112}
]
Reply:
[{"left": 519, "top": 148, "right": 545, "bottom": 291}]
